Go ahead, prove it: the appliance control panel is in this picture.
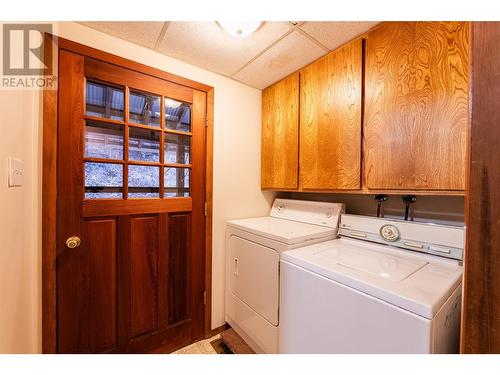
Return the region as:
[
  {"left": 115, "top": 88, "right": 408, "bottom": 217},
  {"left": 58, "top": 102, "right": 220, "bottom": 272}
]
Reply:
[
  {"left": 339, "top": 214, "right": 465, "bottom": 261},
  {"left": 270, "top": 199, "right": 345, "bottom": 228}
]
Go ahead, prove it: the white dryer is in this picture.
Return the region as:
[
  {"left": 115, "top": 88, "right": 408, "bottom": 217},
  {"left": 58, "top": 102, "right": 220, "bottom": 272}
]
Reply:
[
  {"left": 225, "top": 199, "right": 345, "bottom": 353},
  {"left": 279, "top": 214, "right": 464, "bottom": 353}
]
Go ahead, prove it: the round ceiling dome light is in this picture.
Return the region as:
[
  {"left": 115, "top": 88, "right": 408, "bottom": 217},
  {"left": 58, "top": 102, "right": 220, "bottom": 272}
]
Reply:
[{"left": 216, "top": 21, "right": 263, "bottom": 38}]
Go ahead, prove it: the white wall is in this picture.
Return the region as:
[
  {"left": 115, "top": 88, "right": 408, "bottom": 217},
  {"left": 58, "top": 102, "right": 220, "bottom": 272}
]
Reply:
[
  {"left": 0, "top": 88, "right": 41, "bottom": 353},
  {"left": 0, "top": 22, "right": 274, "bottom": 353}
]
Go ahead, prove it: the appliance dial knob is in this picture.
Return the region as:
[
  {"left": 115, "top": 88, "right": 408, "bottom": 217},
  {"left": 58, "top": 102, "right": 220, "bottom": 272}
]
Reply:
[{"left": 380, "top": 224, "right": 400, "bottom": 242}]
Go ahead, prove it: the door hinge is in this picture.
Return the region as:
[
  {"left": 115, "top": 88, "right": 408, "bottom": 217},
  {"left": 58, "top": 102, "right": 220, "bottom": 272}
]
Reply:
[
  {"left": 204, "top": 202, "right": 207, "bottom": 216},
  {"left": 205, "top": 114, "right": 208, "bottom": 127},
  {"left": 203, "top": 290, "right": 207, "bottom": 305}
]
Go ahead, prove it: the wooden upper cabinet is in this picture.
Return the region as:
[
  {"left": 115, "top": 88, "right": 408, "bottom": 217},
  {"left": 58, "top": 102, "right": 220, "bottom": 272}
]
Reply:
[
  {"left": 300, "top": 39, "right": 363, "bottom": 190},
  {"left": 364, "top": 22, "right": 470, "bottom": 190},
  {"left": 261, "top": 73, "right": 299, "bottom": 189}
]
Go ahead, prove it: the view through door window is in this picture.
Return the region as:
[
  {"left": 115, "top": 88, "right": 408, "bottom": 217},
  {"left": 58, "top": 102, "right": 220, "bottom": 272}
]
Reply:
[{"left": 84, "top": 80, "right": 192, "bottom": 199}]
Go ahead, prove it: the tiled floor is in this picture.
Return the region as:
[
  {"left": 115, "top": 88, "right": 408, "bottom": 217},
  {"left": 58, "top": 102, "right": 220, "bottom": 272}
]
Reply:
[{"left": 172, "top": 334, "right": 220, "bottom": 354}]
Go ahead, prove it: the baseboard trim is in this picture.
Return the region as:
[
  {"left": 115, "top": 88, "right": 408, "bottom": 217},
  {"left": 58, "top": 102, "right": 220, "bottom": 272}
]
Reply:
[{"left": 206, "top": 323, "right": 230, "bottom": 338}]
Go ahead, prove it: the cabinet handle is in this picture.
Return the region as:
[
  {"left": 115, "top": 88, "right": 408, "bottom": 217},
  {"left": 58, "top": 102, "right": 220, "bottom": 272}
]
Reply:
[{"left": 234, "top": 258, "right": 238, "bottom": 276}]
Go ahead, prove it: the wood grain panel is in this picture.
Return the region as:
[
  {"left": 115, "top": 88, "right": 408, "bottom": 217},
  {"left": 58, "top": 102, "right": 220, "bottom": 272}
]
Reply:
[
  {"left": 461, "top": 21, "right": 500, "bottom": 354},
  {"left": 86, "top": 219, "right": 118, "bottom": 352},
  {"left": 42, "top": 33, "right": 58, "bottom": 354},
  {"left": 57, "top": 50, "right": 86, "bottom": 353},
  {"left": 157, "top": 214, "right": 169, "bottom": 332},
  {"left": 168, "top": 213, "right": 191, "bottom": 325},
  {"left": 364, "top": 21, "right": 469, "bottom": 190},
  {"left": 190, "top": 91, "right": 207, "bottom": 340},
  {"left": 58, "top": 218, "right": 118, "bottom": 353},
  {"left": 129, "top": 216, "right": 159, "bottom": 338},
  {"left": 300, "top": 39, "right": 362, "bottom": 190},
  {"left": 205, "top": 89, "right": 214, "bottom": 335},
  {"left": 82, "top": 197, "right": 191, "bottom": 217},
  {"left": 261, "top": 73, "right": 299, "bottom": 190}
]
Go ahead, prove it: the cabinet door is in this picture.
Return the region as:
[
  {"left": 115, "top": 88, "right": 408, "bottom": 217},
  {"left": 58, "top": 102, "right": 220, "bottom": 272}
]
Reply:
[
  {"left": 261, "top": 73, "right": 299, "bottom": 190},
  {"left": 364, "top": 22, "right": 469, "bottom": 190},
  {"left": 300, "top": 39, "right": 362, "bottom": 190}
]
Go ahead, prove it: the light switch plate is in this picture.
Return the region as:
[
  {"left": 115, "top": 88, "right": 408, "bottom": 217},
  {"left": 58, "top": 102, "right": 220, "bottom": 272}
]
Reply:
[{"left": 8, "top": 158, "right": 23, "bottom": 187}]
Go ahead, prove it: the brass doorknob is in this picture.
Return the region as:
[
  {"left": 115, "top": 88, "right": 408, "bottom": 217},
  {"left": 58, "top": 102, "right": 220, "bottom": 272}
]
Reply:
[{"left": 66, "top": 236, "right": 81, "bottom": 249}]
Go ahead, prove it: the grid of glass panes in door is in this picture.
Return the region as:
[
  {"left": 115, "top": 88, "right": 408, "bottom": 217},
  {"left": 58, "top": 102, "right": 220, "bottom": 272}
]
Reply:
[{"left": 84, "top": 80, "right": 192, "bottom": 199}]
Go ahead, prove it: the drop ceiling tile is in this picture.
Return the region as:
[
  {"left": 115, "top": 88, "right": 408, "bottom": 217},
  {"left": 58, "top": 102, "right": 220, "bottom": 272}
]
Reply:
[
  {"left": 158, "top": 21, "right": 292, "bottom": 77},
  {"left": 232, "top": 31, "right": 326, "bottom": 89},
  {"left": 300, "top": 21, "right": 380, "bottom": 51},
  {"left": 79, "top": 21, "right": 164, "bottom": 49}
]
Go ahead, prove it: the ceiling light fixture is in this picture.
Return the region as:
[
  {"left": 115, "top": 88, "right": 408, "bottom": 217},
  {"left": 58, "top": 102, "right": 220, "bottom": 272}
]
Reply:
[{"left": 216, "top": 21, "right": 263, "bottom": 38}]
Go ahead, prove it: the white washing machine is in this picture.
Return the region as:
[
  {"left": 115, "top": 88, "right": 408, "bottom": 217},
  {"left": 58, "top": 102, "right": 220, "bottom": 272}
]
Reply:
[
  {"left": 225, "top": 199, "right": 345, "bottom": 353},
  {"left": 279, "top": 214, "right": 464, "bottom": 354}
]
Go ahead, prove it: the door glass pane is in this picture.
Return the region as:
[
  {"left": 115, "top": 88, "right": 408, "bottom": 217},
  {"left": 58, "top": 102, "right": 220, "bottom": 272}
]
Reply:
[
  {"left": 165, "top": 98, "right": 191, "bottom": 132},
  {"left": 165, "top": 133, "right": 191, "bottom": 164},
  {"left": 128, "top": 127, "right": 161, "bottom": 163},
  {"left": 86, "top": 81, "right": 124, "bottom": 120},
  {"left": 85, "top": 162, "right": 123, "bottom": 199},
  {"left": 128, "top": 165, "right": 160, "bottom": 198},
  {"left": 164, "top": 167, "right": 190, "bottom": 197},
  {"left": 85, "top": 121, "right": 123, "bottom": 160},
  {"left": 129, "top": 91, "right": 161, "bottom": 127}
]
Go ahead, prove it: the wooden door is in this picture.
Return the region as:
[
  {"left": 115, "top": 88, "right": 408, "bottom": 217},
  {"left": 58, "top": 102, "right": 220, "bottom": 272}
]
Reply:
[
  {"left": 364, "top": 21, "right": 469, "bottom": 190},
  {"left": 56, "top": 50, "right": 206, "bottom": 353},
  {"left": 461, "top": 22, "right": 500, "bottom": 354},
  {"left": 261, "top": 73, "right": 299, "bottom": 190},
  {"left": 299, "top": 39, "right": 362, "bottom": 190}
]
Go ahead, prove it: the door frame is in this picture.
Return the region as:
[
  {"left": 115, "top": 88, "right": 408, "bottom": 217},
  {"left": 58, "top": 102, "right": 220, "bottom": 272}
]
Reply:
[{"left": 42, "top": 34, "right": 215, "bottom": 353}]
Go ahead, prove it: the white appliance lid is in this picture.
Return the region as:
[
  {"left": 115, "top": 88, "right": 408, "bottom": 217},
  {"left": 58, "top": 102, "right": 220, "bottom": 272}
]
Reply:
[
  {"left": 318, "top": 245, "right": 428, "bottom": 281},
  {"left": 270, "top": 199, "right": 345, "bottom": 228},
  {"left": 281, "top": 238, "right": 463, "bottom": 319},
  {"left": 227, "top": 216, "right": 337, "bottom": 245}
]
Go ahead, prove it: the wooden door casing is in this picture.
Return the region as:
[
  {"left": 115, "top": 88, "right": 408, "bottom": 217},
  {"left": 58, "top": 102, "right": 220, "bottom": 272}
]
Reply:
[
  {"left": 363, "top": 21, "right": 470, "bottom": 190},
  {"left": 299, "top": 38, "right": 363, "bottom": 190},
  {"left": 461, "top": 22, "right": 500, "bottom": 354},
  {"left": 56, "top": 50, "right": 206, "bottom": 353},
  {"left": 261, "top": 73, "right": 299, "bottom": 190}
]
